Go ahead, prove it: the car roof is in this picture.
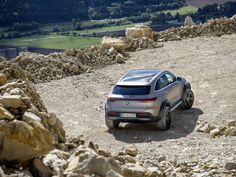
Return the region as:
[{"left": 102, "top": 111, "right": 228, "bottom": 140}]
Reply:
[{"left": 117, "top": 69, "right": 164, "bottom": 86}]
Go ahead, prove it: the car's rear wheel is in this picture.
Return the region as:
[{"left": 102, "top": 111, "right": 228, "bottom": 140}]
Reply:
[
  {"left": 105, "top": 117, "right": 119, "bottom": 129},
  {"left": 181, "top": 89, "right": 194, "bottom": 109},
  {"left": 156, "top": 106, "right": 171, "bottom": 130}
]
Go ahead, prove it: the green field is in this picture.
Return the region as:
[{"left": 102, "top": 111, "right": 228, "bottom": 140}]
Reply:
[
  {"left": 0, "top": 35, "right": 101, "bottom": 49},
  {"left": 78, "top": 24, "right": 134, "bottom": 34},
  {"left": 163, "top": 6, "right": 198, "bottom": 15}
]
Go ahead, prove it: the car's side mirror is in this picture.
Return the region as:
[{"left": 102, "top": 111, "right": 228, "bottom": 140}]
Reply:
[{"left": 177, "top": 77, "right": 182, "bottom": 81}]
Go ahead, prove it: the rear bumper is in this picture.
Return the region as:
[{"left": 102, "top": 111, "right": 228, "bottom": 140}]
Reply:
[{"left": 105, "top": 114, "right": 160, "bottom": 123}]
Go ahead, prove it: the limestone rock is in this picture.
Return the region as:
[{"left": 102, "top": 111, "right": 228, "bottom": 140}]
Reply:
[
  {"left": 108, "top": 47, "right": 118, "bottom": 55},
  {"left": 43, "top": 149, "right": 70, "bottom": 175},
  {"left": 64, "top": 148, "right": 122, "bottom": 177},
  {"left": 125, "top": 145, "right": 138, "bottom": 157},
  {"left": 145, "top": 167, "right": 164, "bottom": 177},
  {"left": 209, "top": 128, "right": 220, "bottom": 137},
  {"left": 0, "top": 104, "right": 14, "bottom": 120},
  {"left": 123, "top": 163, "right": 146, "bottom": 177},
  {"left": 23, "top": 111, "right": 41, "bottom": 122},
  {"left": 101, "top": 37, "right": 128, "bottom": 52},
  {"left": 198, "top": 123, "right": 215, "bottom": 133},
  {"left": 0, "top": 95, "right": 28, "bottom": 109},
  {"left": 116, "top": 53, "right": 125, "bottom": 64},
  {"left": 0, "top": 120, "right": 54, "bottom": 162},
  {"left": 227, "top": 119, "right": 236, "bottom": 127},
  {"left": 184, "top": 16, "right": 196, "bottom": 27},
  {"left": 126, "top": 25, "right": 155, "bottom": 40},
  {"left": 0, "top": 74, "right": 7, "bottom": 86}
]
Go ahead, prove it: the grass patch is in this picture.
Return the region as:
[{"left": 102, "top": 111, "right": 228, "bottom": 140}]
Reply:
[
  {"left": 0, "top": 34, "right": 101, "bottom": 50},
  {"left": 163, "top": 6, "right": 198, "bottom": 15}
]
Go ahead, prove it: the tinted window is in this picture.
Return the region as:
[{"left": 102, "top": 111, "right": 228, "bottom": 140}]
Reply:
[
  {"left": 155, "top": 75, "right": 169, "bottom": 90},
  {"left": 165, "top": 73, "right": 176, "bottom": 84},
  {"left": 113, "top": 86, "right": 150, "bottom": 95}
]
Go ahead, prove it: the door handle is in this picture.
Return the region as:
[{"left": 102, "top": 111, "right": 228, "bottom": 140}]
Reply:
[
  {"left": 172, "top": 86, "right": 175, "bottom": 88},
  {"left": 165, "top": 91, "right": 168, "bottom": 94}
]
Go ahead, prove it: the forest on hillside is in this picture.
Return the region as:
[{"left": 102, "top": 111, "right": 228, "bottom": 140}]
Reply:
[{"left": 0, "top": 0, "right": 185, "bottom": 26}]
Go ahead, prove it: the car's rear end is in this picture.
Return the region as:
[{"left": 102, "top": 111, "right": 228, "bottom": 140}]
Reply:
[{"left": 105, "top": 83, "right": 161, "bottom": 123}]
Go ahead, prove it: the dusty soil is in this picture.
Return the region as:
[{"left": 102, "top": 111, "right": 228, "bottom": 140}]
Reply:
[
  {"left": 186, "top": 0, "right": 236, "bottom": 8},
  {"left": 36, "top": 34, "right": 236, "bottom": 166}
]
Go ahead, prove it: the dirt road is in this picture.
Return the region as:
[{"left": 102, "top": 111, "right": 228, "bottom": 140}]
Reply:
[{"left": 36, "top": 34, "right": 236, "bottom": 164}]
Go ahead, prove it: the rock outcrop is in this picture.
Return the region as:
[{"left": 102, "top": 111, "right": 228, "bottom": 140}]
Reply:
[{"left": 126, "top": 25, "right": 155, "bottom": 40}]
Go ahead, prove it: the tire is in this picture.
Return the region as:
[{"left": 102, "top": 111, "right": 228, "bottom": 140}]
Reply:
[
  {"left": 156, "top": 106, "right": 171, "bottom": 130},
  {"left": 181, "top": 89, "right": 194, "bottom": 110},
  {"left": 105, "top": 117, "right": 119, "bottom": 129}
]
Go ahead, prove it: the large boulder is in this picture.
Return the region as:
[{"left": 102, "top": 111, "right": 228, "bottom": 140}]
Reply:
[
  {"left": 0, "top": 120, "right": 54, "bottom": 162},
  {"left": 101, "top": 37, "right": 128, "bottom": 52},
  {"left": 126, "top": 25, "right": 155, "bottom": 40}
]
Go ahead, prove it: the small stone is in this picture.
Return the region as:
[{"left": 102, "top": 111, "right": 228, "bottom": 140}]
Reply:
[
  {"left": 198, "top": 123, "right": 215, "bottom": 133},
  {"left": 23, "top": 112, "right": 41, "bottom": 122},
  {"left": 125, "top": 145, "right": 138, "bottom": 157},
  {"left": 88, "top": 141, "right": 98, "bottom": 153},
  {"left": 123, "top": 163, "right": 146, "bottom": 177},
  {"left": 227, "top": 120, "right": 236, "bottom": 127},
  {"left": 98, "top": 149, "right": 111, "bottom": 157},
  {"left": 210, "top": 128, "right": 220, "bottom": 137},
  {"left": 116, "top": 53, "right": 125, "bottom": 64},
  {"left": 145, "top": 167, "right": 164, "bottom": 177},
  {"left": 229, "top": 127, "right": 236, "bottom": 136},
  {"left": 108, "top": 47, "right": 118, "bottom": 55},
  {"left": 0, "top": 104, "right": 15, "bottom": 120}
]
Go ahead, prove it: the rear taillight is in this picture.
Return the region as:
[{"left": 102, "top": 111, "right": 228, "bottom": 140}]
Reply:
[
  {"left": 108, "top": 111, "right": 119, "bottom": 117},
  {"left": 140, "top": 97, "right": 157, "bottom": 103}
]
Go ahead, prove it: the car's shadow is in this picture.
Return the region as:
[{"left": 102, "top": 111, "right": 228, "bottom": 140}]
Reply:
[{"left": 109, "top": 107, "right": 203, "bottom": 143}]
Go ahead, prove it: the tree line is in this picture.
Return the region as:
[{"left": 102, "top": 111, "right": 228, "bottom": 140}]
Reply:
[{"left": 0, "top": 0, "right": 185, "bottom": 26}]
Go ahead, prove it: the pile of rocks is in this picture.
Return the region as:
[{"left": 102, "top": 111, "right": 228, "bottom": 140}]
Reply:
[
  {"left": 196, "top": 120, "right": 236, "bottom": 137},
  {"left": 156, "top": 16, "right": 236, "bottom": 42},
  {"left": 11, "top": 52, "right": 87, "bottom": 83},
  {"left": 0, "top": 61, "right": 65, "bottom": 165},
  {"left": 11, "top": 35, "right": 160, "bottom": 83},
  {"left": 2, "top": 137, "right": 235, "bottom": 177}
]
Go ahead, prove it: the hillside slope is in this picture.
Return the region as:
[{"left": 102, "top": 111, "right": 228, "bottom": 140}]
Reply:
[
  {"left": 187, "top": 0, "right": 236, "bottom": 7},
  {"left": 36, "top": 34, "right": 236, "bottom": 172}
]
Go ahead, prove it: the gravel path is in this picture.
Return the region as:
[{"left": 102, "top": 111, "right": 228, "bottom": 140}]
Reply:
[{"left": 36, "top": 34, "right": 236, "bottom": 165}]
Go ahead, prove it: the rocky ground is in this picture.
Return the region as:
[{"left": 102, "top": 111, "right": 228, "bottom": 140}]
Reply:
[{"left": 36, "top": 33, "right": 236, "bottom": 176}]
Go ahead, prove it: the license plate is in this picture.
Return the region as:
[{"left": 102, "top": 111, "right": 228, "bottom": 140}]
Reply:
[{"left": 120, "top": 113, "right": 136, "bottom": 118}]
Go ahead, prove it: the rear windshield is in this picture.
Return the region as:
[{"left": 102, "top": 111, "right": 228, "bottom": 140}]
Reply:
[{"left": 113, "top": 86, "right": 150, "bottom": 95}]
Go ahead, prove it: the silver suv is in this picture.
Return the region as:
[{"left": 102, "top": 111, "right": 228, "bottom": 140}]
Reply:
[{"left": 105, "top": 69, "right": 194, "bottom": 130}]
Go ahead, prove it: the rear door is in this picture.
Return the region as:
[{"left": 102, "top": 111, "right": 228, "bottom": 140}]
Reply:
[{"left": 165, "top": 72, "right": 182, "bottom": 105}]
